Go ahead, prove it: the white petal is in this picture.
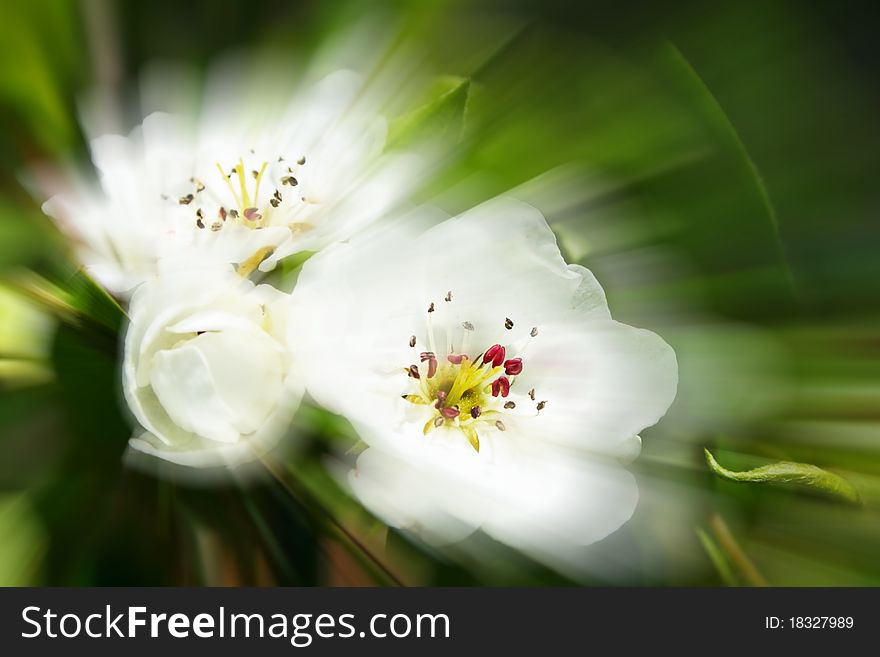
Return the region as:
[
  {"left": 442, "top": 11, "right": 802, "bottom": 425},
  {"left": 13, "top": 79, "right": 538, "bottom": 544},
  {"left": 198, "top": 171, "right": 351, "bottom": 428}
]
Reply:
[
  {"left": 149, "top": 343, "right": 241, "bottom": 443},
  {"left": 520, "top": 318, "right": 678, "bottom": 456},
  {"left": 166, "top": 311, "right": 284, "bottom": 352},
  {"left": 348, "top": 447, "right": 479, "bottom": 545},
  {"left": 189, "top": 329, "right": 285, "bottom": 434},
  {"left": 349, "top": 440, "right": 639, "bottom": 561},
  {"left": 158, "top": 224, "right": 289, "bottom": 276},
  {"left": 127, "top": 431, "right": 252, "bottom": 469},
  {"left": 411, "top": 198, "right": 612, "bottom": 328},
  {"left": 287, "top": 208, "right": 448, "bottom": 421}
]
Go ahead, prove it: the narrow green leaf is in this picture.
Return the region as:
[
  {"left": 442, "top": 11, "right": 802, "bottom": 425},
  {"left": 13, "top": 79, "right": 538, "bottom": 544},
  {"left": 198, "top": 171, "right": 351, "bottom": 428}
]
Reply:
[
  {"left": 705, "top": 449, "right": 861, "bottom": 505},
  {"left": 387, "top": 76, "right": 470, "bottom": 150}
]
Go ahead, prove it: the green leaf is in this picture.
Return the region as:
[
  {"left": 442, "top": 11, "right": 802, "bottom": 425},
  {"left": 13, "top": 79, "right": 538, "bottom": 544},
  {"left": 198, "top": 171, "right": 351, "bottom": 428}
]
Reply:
[
  {"left": 387, "top": 76, "right": 470, "bottom": 150},
  {"left": 704, "top": 449, "right": 861, "bottom": 505}
]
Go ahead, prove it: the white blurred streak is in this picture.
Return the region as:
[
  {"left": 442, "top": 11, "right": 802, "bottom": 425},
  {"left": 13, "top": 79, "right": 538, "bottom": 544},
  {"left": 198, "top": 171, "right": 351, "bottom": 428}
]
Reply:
[
  {"left": 509, "top": 166, "right": 653, "bottom": 261},
  {"left": 122, "top": 443, "right": 282, "bottom": 487},
  {"left": 308, "top": 11, "right": 402, "bottom": 92}
]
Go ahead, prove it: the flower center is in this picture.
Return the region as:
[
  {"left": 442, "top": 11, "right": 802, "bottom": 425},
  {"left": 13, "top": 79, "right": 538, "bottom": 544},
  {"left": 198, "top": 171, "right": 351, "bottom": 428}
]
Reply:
[
  {"left": 166, "top": 152, "right": 316, "bottom": 235},
  {"left": 401, "top": 292, "right": 547, "bottom": 453}
]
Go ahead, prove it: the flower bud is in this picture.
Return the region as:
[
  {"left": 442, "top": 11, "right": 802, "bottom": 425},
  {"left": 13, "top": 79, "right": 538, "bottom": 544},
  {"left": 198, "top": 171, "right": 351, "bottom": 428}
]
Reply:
[{"left": 123, "top": 270, "right": 302, "bottom": 467}]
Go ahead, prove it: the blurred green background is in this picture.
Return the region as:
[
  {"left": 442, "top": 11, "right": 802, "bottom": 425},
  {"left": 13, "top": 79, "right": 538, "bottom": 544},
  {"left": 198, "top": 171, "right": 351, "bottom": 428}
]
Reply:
[{"left": 1, "top": 0, "right": 879, "bottom": 586}]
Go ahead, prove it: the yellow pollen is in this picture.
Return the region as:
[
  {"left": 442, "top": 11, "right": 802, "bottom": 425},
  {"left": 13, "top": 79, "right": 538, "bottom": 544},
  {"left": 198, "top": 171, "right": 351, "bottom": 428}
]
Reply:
[{"left": 404, "top": 357, "right": 508, "bottom": 452}]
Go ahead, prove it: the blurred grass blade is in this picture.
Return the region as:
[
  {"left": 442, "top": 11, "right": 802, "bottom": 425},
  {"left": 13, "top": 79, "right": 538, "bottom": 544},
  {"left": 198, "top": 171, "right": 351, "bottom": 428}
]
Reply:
[
  {"left": 60, "top": 268, "right": 127, "bottom": 331},
  {"left": 708, "top": 513, "right": 768, "bottom": 587},
  {"left": 705, "top": 449, "right": 861, "bottom": 505},
  {"left": 5, "top": 271, "right": 79, "bottom": 323},
  {"left": 6, "top": 268, "right": 125, "bottom": 334},
  {"left": 387, "top": 76, "right": 470, "bottom": 149},
  {"left": 696, "top": 527, "right": 737, "bottom": 586}
]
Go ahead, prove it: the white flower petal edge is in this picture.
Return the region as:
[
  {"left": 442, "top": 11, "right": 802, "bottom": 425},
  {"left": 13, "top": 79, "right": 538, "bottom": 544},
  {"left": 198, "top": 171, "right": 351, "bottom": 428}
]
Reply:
[
  {"left": 40, "top": 69, "right": 422, "bottom": 296},
  {"left": 123, "top": 268, "right": 303, "bottom": 467},
  {"left": 289, "top": 198, "right": 678, "bottom": 568}
]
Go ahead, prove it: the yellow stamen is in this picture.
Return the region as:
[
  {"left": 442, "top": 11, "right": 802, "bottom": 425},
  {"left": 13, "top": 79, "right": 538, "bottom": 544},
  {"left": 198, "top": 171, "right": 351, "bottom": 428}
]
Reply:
[
  {"left": 252, "top": 161, "right": 268, "bottom": 207},
  {"left": 446, "top": 361, "right": 500, "bottom": 407},
  {"left": 216, "top": 162, "right": 241, "bottom": 208},
  {"left": 235, "top": 159, "right": 251, "bottom": 208},
  {"left": 462, "top": 425, "right": 480, "bottom": 452},
  {"left": 444, "top": 359, "right": 471, "bottom": 406}
]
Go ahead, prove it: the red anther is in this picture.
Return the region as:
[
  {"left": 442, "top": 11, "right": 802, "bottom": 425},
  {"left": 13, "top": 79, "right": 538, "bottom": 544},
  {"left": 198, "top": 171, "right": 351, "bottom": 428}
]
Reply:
[
  {"left": 243, "top": 207, "right": 262, "bottom": 222},
  {"left": 408, "top": 364, "right": 420, "bottom": 379},
  {"left": 427, "top": 357, "right": 438, "bottom": 378},
  {"left": 419, "top": 351, "right": 435, "bottom": 362},
  {"left": 447, "top": 354, "right": 464, "bottom": 364},
  {"left": 436, "top": 390, "right": 447, "bottom": 403},
  {"left": 504, "top": 358, "right": 523, "bottom": 376},
  {"left": 483, "top": 344, "right": 506, "bottom": 367},
  {"left": 470, "top": 406, "right": 482, "bottom": 419},
  {"left": 441, "top": 406, "right": 460, "bottom": 419},
  {"left": 491, "top": 376, "right": 510, "bottom": 398}
]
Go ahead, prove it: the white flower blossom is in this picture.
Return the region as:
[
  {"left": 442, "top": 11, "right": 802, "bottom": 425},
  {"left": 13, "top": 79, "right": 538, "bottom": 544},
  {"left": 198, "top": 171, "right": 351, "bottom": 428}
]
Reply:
[
  {"left": 123, "top": 268, "right": 301, "bottom": 467},
  {"left": 288, "top": 199, "right": 678, "bottom": 569},
  {"left": 40, "top": 69, "right": 420, "bottom": 296}
]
